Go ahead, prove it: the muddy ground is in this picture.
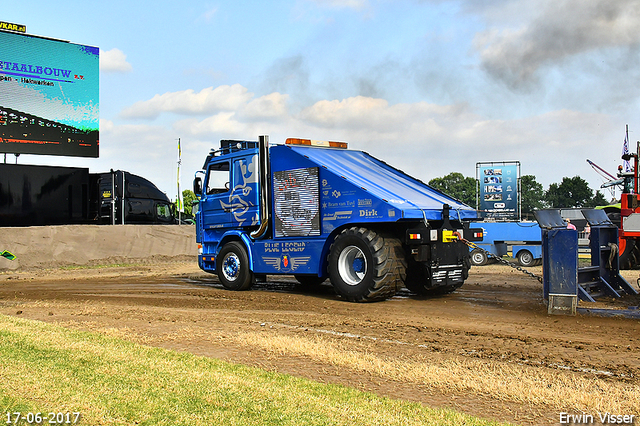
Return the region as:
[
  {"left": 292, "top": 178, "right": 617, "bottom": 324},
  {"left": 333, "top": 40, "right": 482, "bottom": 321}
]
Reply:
[{"left": 0, "top": 259, "right": 639, "bottom": 426}]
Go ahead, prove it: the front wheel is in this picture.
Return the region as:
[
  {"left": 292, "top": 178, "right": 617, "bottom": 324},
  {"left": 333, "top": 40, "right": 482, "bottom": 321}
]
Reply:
[
  {"left": 328, "top": 227, "right": 404, "bottom": 302},
  {"left": 517, "top": 250, "right": 535, "bottom": 267},
  {"left": 470, "top": 248, "right": 488, "bottom": 266},
  {"left": 216, "top": 241, "right": 254, "bottom": 290}
]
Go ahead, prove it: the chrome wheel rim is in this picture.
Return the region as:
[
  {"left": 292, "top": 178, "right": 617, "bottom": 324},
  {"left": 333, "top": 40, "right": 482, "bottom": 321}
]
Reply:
[
  {"left": 338, "top": 245, "right": 367, "bottom": 286},
  {"left": 222, "top": 253, "right": 240, "bottom": 281},
  {"left": 472, "top": 251, "right": 485, "bottom": 264},
  {"left": 519, "top": 252, "right": 533, "bottom": 265}
]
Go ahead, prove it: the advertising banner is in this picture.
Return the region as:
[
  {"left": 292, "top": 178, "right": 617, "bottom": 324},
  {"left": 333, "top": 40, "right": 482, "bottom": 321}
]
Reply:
[
  {"left": 477, "top": 162, "right": 520, "bottom": 220},
  {"left": 0, "top": 30, "right": 99, "bottom": 157}
]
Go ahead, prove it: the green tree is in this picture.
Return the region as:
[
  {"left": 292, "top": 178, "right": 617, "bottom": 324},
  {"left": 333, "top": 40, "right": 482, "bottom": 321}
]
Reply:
[
  {"left": 544, "top": 176, "right": 593, "bottom": 208},
  {"left": 175, "top": 189, "right": 198, "bottom": 218},
  {"left": 428, "top": 172, "right": 477, "bottom": 207},
  {"left": 520, "top": 174, "right": 545, "bottom": 217},
  {"left": 586, "top": 190, "right": 608, "bottom": 208}
]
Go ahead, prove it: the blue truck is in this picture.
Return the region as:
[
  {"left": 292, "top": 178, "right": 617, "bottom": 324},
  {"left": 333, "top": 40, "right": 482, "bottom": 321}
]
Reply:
[
  {"left": 193, "top": 136, "right": 483, "bottom": 302},
  {"left": 469, "top": 221, "right": 542, "bottom": 267}
]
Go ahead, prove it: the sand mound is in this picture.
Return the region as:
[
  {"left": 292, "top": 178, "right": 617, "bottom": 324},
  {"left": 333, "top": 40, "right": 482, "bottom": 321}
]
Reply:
[{"left": 0, "top": 225, "right": 197, "bottom": 271}]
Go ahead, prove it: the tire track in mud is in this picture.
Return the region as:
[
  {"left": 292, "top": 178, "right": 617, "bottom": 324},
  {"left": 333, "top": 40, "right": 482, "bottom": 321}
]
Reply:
[{"left": 252, "top": 319, "right": 637, "bottom": 381}]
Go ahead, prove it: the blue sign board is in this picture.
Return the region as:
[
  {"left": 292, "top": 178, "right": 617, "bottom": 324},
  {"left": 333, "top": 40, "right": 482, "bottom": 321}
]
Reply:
[{"left": 477, "top": 162, "right": 520, "bottom": 220}]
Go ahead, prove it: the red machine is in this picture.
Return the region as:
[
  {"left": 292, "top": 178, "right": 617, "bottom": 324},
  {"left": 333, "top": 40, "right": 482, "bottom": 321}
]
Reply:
[{"left": 607, "top": 140, "right": 640, "bottom": 269}]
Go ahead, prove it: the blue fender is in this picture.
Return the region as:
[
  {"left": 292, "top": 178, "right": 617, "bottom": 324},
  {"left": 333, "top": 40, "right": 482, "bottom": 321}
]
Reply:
[{"left": 218, "top": 231, "right": 256, "bottom": 270}]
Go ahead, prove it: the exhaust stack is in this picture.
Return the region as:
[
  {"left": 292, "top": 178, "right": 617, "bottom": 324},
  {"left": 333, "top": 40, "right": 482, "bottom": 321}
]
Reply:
[{"left": 250, "top": 135, "right": 270, "bottom": 239}]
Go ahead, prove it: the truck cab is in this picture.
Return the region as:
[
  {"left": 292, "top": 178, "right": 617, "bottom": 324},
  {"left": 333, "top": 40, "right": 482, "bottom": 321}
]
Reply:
[
  {"left": 194, "top": 136, "right": 482, "bottom": 302},
  {"left": 93, "top": 170, "right": 175, "bottom": 225}
]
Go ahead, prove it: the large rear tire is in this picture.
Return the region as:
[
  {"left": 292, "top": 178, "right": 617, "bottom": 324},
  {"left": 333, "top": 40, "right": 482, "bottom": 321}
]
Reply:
[
  {"left": 328, "top": 227, "right": 404, "bottom": 302},
  {"left": 216, "top": 241, "right": 254, "bottom": 290}
]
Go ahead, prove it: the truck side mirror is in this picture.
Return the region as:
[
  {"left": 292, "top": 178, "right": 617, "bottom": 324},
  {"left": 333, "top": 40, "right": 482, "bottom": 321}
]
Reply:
[{"left": 193, "top": 177, "right": 202, "bottom": 196}]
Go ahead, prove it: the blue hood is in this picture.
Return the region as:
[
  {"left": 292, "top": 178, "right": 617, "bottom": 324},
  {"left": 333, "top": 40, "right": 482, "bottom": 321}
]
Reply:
[{"left": 283, "top": 144, "right": 477, "bottom": 221}]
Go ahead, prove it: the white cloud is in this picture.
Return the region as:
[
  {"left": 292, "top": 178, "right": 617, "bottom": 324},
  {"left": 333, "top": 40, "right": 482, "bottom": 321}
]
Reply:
[
  {"left": 120, "top": 86, "right": 290, "bottom": 125},
  {"left": 299, "top": 96, "right": 467, "bottom": 136},
  {"left": 99, "top": 118, "right": 114, "bottom": 132},
  {"left": 200, "top": 6, "right": 218, "bottom": 22},
  {"left": 112, "top": 84, "right": 622, "bottom": 197},
  {"left": 99, "top": 48, "right": 133, "bottom": 73},
  {"left": 120, "top": 85, "right": 254, "bottom": 119},
  {"left": 300, "top": 96, "right": 389, "bottom": 127},
  {"left": 174, "top": 112, "right": 245, "bottom": 136},
  {"left": 309, "top": 0, "right": 369, "bottom": 10},
  {"left": 244, "top": 93, "right": 290, "bottom": 119}
]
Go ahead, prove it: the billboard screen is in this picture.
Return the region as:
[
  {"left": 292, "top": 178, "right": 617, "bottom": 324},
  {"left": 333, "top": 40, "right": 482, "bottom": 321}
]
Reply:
[
  {"left": 477, "top": 161, "right": 520, "bottom": 220},
  {"left": 0, "top": 30, "right": 99, "bottom": 157}
]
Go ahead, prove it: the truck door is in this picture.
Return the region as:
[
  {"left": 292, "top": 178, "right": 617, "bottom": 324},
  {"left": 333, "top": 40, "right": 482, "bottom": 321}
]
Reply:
[
  {"left": 96, "top": 173, "right": 116, "bottom": 224},
  {"left": 229, "top": 155, "right": 259, "bottom": 227},
  {"left": 201, "top": 161, "right": 232, "bottom": 229}
]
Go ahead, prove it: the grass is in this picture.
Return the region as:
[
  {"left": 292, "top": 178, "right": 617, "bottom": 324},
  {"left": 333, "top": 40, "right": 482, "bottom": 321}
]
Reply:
[{"left": 0, "top": 315, "right": 507, "bottom": 426}]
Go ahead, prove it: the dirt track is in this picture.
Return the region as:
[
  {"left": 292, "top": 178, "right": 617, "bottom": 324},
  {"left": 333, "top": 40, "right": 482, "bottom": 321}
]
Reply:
[{"left": 0, "top": 260, "right": 639, "bottom": 426}]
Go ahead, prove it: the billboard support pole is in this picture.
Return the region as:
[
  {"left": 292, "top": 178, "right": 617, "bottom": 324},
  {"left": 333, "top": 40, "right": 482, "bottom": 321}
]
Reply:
[{"left": 518, "top": 174, "right": 522, "bottom": 222}]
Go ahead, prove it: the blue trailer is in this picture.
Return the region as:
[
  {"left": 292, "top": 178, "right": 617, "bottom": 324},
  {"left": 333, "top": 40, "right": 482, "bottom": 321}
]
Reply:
[
  {"left": 469, "top": 221, "right": 542, "bottom": 267},
  {"left": 193, "top": 136, "right": 483, "bottom": 302}
]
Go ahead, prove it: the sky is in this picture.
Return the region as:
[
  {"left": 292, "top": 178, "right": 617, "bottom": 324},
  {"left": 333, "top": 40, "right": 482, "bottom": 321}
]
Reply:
[{"left": 3, "top": 0, "right": 640, "bottom": 204}]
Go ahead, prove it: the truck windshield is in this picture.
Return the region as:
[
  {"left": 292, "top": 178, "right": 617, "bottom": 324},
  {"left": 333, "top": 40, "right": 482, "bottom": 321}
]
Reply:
[{"left": 206, "top": 162, "right": 230, "bottom": 195}]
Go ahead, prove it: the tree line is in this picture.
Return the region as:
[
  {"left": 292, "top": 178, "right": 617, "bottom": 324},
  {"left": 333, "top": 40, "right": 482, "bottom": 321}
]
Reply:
[{"left": 428, "top": 172, "right": 609, "bottom": 217}]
